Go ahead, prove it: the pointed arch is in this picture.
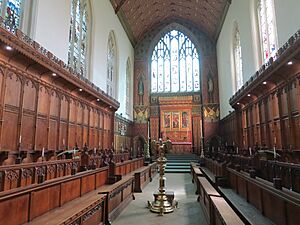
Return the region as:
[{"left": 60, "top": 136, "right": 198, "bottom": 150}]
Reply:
[
  {"left": 126, "top": 57, "right": 131, "bottom": 115},
  {"left": 150, "top": 28, "right": 200, "bottom": 93},
  {"left": 232, "top": 21, "right": 243, "bottom": 93},
  {"left": 256, "top": 0, "right": 278, "bottom": 63},
  {"left": 68, "top": 0, "right": 92, "bottom": 78},
  {"left": 107, "top": 30, "right": 118, "bottom": 98}
]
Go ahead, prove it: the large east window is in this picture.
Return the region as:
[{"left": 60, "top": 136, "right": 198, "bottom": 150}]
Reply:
[
  {"left": 233, "top": 24, "right": 243, "bottom": 92},
  {"left": 0, "top": 0, "right": 23, "bottom": 31},
  {"left": 151, "top": 30, "right": 200, "bottom": 93},
  {"left": 68, "top": 0, "right": 90, "bottom": 77},
  {"left": 257, "top": 0, "right": 277, "bottom": 62}
]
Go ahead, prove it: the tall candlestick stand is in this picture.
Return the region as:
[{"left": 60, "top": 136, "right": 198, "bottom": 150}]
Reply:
[{"left": 148, "top": 140, "right": 177, "bottom": 215}]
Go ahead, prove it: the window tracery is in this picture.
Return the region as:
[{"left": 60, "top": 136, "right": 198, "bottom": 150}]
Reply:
[{"left": 151, "top": 30, "right": 200, "bottom": 93}]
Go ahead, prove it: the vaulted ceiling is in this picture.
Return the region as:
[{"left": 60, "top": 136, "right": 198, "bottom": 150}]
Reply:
[{"left": 110, "top": 0, "right": 231, "bottom": 45}]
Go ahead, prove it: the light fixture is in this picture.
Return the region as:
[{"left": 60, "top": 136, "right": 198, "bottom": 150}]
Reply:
[
  {"left": 237, "top": 102, "right": 240, "bottom": 105},
  {"left": 287, "top": 61, "right": 293, "bottom": 65},
  {"left": 247, "top": 94, "right": 251, "bottom": 97},
  {"left": 109, "top": 106, "right": 112, "bottom": 108},
  {"left": 96, "top": 98, "right": 100, "bottom": 101},
  {"left": 263, "top": 81, "right": 267, "bottom": 85},
  {"left": 5, "top": 45, "right": 12, "bottom": 51},
  {"left": 79, "top": 88, "right": 83, "bottom": 92},
  {"left": 52, "top": 73, "right": 57, "bottom": 77}
]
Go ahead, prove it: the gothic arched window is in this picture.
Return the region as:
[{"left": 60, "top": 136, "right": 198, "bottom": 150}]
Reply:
[
  {"left": 233, "top": 24, "right": 243, "bottom": 92},
  {"left": 151, "top": 30, "right": 200, "bottom": 93},
  {"left": 0, "top": 0, "right": 24, "bottom": 31},
  {"left": 107, "top": 31, "right": 117, "bottom": 98},
  {"left": 68, "top": 0, "right": 90, "bottom": 77},
  {"left": 257, "top": 0, "right": 277, "bottom": 62},
  {"left": 126, "top": 57, "right": 131, "bottom": 115}
]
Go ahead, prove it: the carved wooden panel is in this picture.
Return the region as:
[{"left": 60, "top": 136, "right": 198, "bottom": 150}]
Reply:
[
  {"left": 60, "top": 122, "right": 68, "bottom": 149},
  {"left": 69, "top": 98, "right": 77, "bottom": 123},
  {"left": 1, "top": 111, "right": 18, "bottom": 150},
  {"left": 69, "top": 124, "right": 76, "bottom": 148},
  {"left": 37, "top": 85, "right": 50, "bottom": 115},
  {"left": 36, "top": 118, "right": 48, "bottom": 150},
  {"left": 21, "top": 115, "right": 35, "bottom": 150},
  {"left": 50, "top": 91, "right": 59, "bottom": 117},
  {"left": 29, "top": 185, "right": 60, "bottom": 220},
  {"left": 48, "top": 119, "right": 58, "bottom": 150},
  {"left": 60, "top": 95, "right": 68, "bottom": 120},
  {"left": 0, "top": 67, "right": 4, "bottom": 101},
  {"left": 4, "top": 72, "right": 21, "bottom": 107},
  {"left": 23, "top": 79, "right": 37, "bottom": 111}
]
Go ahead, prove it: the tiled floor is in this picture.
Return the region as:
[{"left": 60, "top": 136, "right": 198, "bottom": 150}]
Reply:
[{"left": 112, "top": 173, "right": 209, "bottom": 225}]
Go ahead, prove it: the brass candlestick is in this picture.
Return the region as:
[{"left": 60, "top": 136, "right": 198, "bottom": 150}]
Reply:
[{"left": 148, "top": 139, "right": 177, "bottom": 215}]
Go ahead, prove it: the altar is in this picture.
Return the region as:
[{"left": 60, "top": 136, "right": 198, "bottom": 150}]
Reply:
[{"left": 171, "top": 142, "right": 192, "bottom": 154}]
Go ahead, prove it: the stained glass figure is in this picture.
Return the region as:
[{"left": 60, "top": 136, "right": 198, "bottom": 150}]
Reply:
[
  {"left": 107, "top": 31, "right": 117, "bottom": 97},
  {"left": 257, "top": 0, "right": 277, "bottom": 62},
  {"left": 151, "top": 30, "right": 200, "bottom": 93},
  {"left": 0, "top": 0, "right": 23, "bottom": 31},
  {"left": 233, "top": 24, "right": 243, "bottom": 92},
  {"left": 68, "top": 0, "right": 89, "bottom": 77}
]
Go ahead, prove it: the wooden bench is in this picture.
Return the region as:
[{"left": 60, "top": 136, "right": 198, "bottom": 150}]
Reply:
[
  {"left": 25, "top": 192, "right": 107, "bottom": 225},
  {"left": 191, "top": 166, "right": 204, "bottom": 194},
  {"left": 133, "top": 166, "right": 151, "bottom": 192},
  {"left": 99, "top": 174, "right": 135, "bottom": 224},
  {"left": 210, "top": 196, "right": 245, "bottom": 225},
  {"left": 197, "top": 177, "right": 221, "bottom": 222}
]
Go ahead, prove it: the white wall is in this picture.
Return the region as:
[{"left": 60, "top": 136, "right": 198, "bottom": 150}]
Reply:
[
  {"left": 34, "top": 0, "right": 71, "bottom": 62},
  {"left": 274, "top": 0, "right": 300, "bottom": 47},
  {"left": 90, "top": 0, "right": 134, "bottom": 120},
  {"left": 33, "top": 0, "right": 134, "bottom": 120},
  {"left": 217, "top": 0, "right": 300, "bottom": 119}
]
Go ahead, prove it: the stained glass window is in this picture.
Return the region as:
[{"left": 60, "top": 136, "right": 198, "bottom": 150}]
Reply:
[
  {"left": 126, "top": 58, "right": 131, "bottom": 115},
  {"left": 0, "top": 0, "right": 24, "bottom": 31},
  {"left": 257, "top": 0, "right": 277, "bottom": 62},
  {"left": 107, "top": 31, "right": 117, "bottom": 97},
  {"left": 233, "top": 25, "right": 243, "bottom": 92},
  {"left": 151, "top": 30, "right": 200, "bottom": 93},
  {"left": 68, "top": 0, "right": 90, "bottom": 77}
]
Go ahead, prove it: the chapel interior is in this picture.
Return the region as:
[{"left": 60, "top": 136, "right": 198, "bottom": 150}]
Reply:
[{"left": 0, "top": 0, "right": 299, "bottom": 225}]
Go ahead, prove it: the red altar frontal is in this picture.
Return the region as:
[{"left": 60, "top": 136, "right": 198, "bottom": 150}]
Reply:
[{"left": 171, "top": 142, "right": 192, "bottom": 154}]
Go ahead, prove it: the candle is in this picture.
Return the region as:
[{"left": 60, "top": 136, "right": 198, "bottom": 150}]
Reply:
[
  {"left": 233, "top": 141, "right": 235, "bottom": 146},
  {"left": 94, "top": 147, "right": 96, "bottom": 155},
  {"left": 19, "top": 135, "right": 22, "bottom": 144},
  {"left": 236, "top": 146, "right": 239, "bottom": 154},
  {"left": 73, "top": 148, "right": 76, "bottom": 157},
  {"left": 42, "top": 147, "right": 45, "bottom": 158},
  {"left": 274, "top": 136, "right": 277, "bottom": 145},
  {"left": 249, "top": 147, "right": 252, "bottom": 156},
  {"left": 273, "top": 146, "right": 276, "bottom": 159},
  {"left": 63, "top": 138, "right": 65, "bottom": 146}
]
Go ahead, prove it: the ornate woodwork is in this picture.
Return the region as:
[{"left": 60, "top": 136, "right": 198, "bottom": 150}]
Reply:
[
  {"left": 220, "top": 29, "right": 300, "bottom": 158},
  {"left": 0, "top": 17, "right": 119, "bottom": 165}
]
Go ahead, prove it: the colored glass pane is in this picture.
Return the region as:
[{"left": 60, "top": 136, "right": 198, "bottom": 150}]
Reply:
[
  {"left": 68, "top": 0, "right": 89, "bottom": 77},
  {"left": 258, "top": 0, "right": 277, "bottom": 62},
  {"left": 151, "top": 30, "right": 199, "bottom": 93}
]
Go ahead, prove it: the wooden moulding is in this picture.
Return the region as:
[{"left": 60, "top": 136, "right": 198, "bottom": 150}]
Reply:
[
  {"left": 227, "top": 168, "right": 300, "bottom": 225},
  {"left": 0, "top": 166, "right": 109, "bottom": 225}
]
